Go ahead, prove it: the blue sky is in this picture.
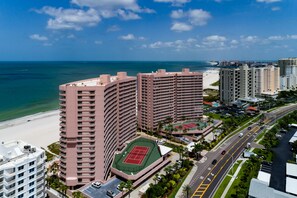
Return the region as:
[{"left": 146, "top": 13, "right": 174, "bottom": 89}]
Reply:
[{"left": 0, "top": 0, "right": 296, "bottom": 61}]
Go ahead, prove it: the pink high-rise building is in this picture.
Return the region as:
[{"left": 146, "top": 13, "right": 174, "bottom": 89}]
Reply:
[
  {"left": 137, "top": 68, "right": 203, "bottom": 131},
  {"left": 59, "top": 72, "right": 136, "bottom": 189}
]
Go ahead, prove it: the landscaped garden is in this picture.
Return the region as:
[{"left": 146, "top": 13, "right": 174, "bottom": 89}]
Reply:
[{"left": 143, "top": 159, "right": 194, "bottom": 198}]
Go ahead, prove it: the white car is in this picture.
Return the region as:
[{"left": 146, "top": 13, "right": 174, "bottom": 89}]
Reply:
[{"left": 92, "top": 181, "right": 102, "bottom": 188}]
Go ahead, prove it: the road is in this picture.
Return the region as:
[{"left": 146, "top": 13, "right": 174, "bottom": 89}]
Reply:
[{"left": 188, "top": 103, "right": 297, "bottom": 198}]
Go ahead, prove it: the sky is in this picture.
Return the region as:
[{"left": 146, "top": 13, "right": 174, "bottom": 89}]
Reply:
[{"left": 0, "top": 0, "right": 296, "bottom": 61}]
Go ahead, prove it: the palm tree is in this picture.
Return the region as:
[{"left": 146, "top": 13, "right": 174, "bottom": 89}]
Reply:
[
  {"left": 157, "top": 121, "right": 163, "bottom": 134},
  {"left": 153, "top": 173, "right": 159, "bottom": 184},
  {"left": 59, "top": 183, "right": 68, "bottom": 197},
  {"left": 192, "top": 143, "right": 204, "bottom": 160},
  {"left": 183, "top": 184, "right": 191, "bottom": 198},
  {"left": 72, "top": 191, "right": 83, "bottom": 198},
  {"left": 176, "top": 146, "right": 185, "bottom": 160},
  {"left": 164, "top": 166, "right": 172, "bottom": 176},
  {"left": 118, "top": 181, "right": 127, "bottom": 196},
  {"left": 125, "top": 180, "right": 133, "bottom": 198}
]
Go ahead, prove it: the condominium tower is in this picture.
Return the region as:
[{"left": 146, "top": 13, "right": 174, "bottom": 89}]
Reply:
[
  {"left": 59, "top": 72, "right": 136, "bottom": 188},
  {"left": 137, "top": 68, "right": 203, "bottom": 131},
  {"left": 278, "top": 58, "right": 297, "bottom": 76},
  {"left": 220, "top": 65, "right": 280, "bottom": 105},
  {"left": 0, "top": 140, "right": 46, "bottom": 198}
]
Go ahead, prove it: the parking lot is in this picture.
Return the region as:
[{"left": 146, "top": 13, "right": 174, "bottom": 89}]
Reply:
[{"left": 81, "top": 177, "right": 122, "bottom": 198}]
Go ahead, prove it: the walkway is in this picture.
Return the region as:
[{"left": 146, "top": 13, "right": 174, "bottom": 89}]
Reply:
[{"left": 221, "top": 159, "right": 246, "bottom": 198}]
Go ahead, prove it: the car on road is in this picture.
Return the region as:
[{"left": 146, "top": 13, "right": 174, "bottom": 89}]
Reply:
[
  {"left": 260, "top": 126, "right": 265, "bottom": 130},
  {"left": 248, "top": 127, "right": 252, "bottom": 130},
  {"left": 221, "top": 150, "right": 226, "bottom": 155},
  {"left": 212, "top": 159, "right": 217, "bottom": 165},
  {"left": 92, "top": 181, "right": 102, "bottom": 189},
  {"left": 239, "top": 133, "right": 243, "bottom": 138}
]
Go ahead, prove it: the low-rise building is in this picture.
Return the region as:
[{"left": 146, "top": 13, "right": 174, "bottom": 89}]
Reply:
[{"left": 0, "top": 140, "right": 46, "bottom": 198}]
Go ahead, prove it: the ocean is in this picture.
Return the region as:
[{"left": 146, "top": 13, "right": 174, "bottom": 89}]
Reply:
[{"left": 0, "top": 61, "right": 213, "bottom": 122}]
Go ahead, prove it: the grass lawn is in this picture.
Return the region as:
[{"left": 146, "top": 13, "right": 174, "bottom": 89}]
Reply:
[
  {"left": 213, "top": 175, "right": 232, "bottom": 198},
  {"left": 255, "top": 130, "right": 266, "bottom": 142},
  {"left": 168, "top": 167, "right": 193, "bottom": 198},
  {"left": 228, "top": 160, "right": 242, "bottom": 176},
  {"left": 47, "top": 142, "right": 60, "bottom": 155}
]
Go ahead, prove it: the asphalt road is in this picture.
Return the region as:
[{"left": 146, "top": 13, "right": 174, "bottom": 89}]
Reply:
[{"left": 188, "top": 103, "right": 297, "bottom": 198}]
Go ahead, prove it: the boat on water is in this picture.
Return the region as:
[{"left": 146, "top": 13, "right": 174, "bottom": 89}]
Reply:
[{"left": 207, "top": 61, "right": 219, "bottom": 66}]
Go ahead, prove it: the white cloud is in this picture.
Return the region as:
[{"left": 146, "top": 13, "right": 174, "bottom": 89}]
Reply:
[
  {"left": 188, "top": 9, "right": 211, "bottom": 26},
  {"left": 240, "top": 35, "right": 258, "bottom": 43},
  {"left": 30, "top": 34, "right": 48, "bottom": 41},
  {"left": 67, "top": 34, "right": 75, "bottom": 39},
  {"left": 268, "top": 35, "right": 285, "bottom": 40},
  {"left": 119, "top": 34, "right": 136, "bottom": 40},
  {"left": 154, "top": 0, "right": 191, "bottom": 6},
  {"left": 204, "top": 35, "right": 226, "bottom": 42},
  {"left": 107, "top": 25, "right": 120, "bottom": 32},
  {"left": 287, "top": 35, "right": 297, "bottom": 40},
  {"left": 256, "top": 0, "right": 282, "bottom": 3},
  {"left": 271, "top": 7, "right": 280, "bottom": 11},
  {"left": 230, "top": 39, "right": 239, "bottom": 45},
  {"left": 170, "top": 9, "right": 184, "bottom": 19},
  {"left": 71, "top": 0, "right": 140, "bottom": 11},
  {"left": 171, "top": 22, "right": 192, "bottom": 32},
  {"left": 170, "top": 9, "right": 211, "bottom": 31},
  {"left": 256, "top": 0, "right": 281, "bottom": 3},
  {"left": 117, "top": 9, "right": 141, "bottom": 20},
  {"left": 38, "top": 6, "right": 100, "bottom": 30},
  {"left": 94, "top": 40, "right": 102, "bottom": 44}
]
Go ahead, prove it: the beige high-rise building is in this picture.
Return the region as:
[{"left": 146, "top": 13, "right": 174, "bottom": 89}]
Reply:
[
  {"left": 137, "top": 68, "right": 203, "bottom": 131},
  {"left": 59, "top": 72, "right": 136, "bottom": 189},
  {"left": 220, "top": 65, "right": 280, "bottom": 105}
]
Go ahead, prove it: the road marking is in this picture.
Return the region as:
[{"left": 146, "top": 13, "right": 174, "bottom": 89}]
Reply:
[{"left": 191, "top": 125, "right": 261, "bottom": 198}]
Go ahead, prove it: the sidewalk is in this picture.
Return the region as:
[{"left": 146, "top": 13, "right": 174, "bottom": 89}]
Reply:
[
  {"left": 175, "top": 162, "right": 199, "bottom": 198},
  {"left": 220, "top": 159, "right": 246, "bottom": 198}
]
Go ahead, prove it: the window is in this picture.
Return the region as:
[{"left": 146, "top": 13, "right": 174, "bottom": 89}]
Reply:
[
  {"left": 18, "top": 194, "right": 24, "bottom": 198},
  {"left": 18, "top": 180, "right": 24, "bottom": 185},
  {"left": 29, "top": 175, "right": 35, "bottom": 180},
  {"left": 29, "top": 181, "right": 35, "bottom": 187},
  {"left": 18, "top": 166, "right": 24, "bottom": 171},
  {"left": 18, "top": 172, "right": 24, "bottom": 178},
  {"left": 29, "top": 168, "right": 35, "bottom": 173},
  {"left": 29, "top": 188, "right": 34, "bottom": 193},
  {"left": 29, "top": 196, "right": 34, "bottom": 198},
  {"left": 29, "top": 161, "right": 35, "bottom": 166},
  {"left": 18, "top": 186, "right": 24, "bottom": 192}
]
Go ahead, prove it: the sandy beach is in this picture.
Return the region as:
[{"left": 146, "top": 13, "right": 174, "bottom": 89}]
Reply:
[
  {"left": 203, "top": 69, "right": 219, "bottom": 90},
  {"left": 0, "top": 69, "right": 219, "bottom": 148}
]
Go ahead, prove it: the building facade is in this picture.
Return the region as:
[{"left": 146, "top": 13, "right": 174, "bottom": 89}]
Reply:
[
  {"left": 278, "top": 58, "right": 297, "bottom": 76},
  {"left": 137, "top": 68, "right": 203, "bottom": 131},
  {"left": 0, "top": 140, "right": 46, "bottom": 198},
  {"left": 59, "top": 72, "right": 136, "bottom": 188},
  {"left": 220, "top": 65, "right": 280, "bottom": 105}
]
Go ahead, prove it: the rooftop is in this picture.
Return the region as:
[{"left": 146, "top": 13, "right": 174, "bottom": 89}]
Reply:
[
  {"left": 61, "top": 72, "right": 134, "bottom": 87},
  {"left": 139, "top": 68, "right": 201, "bottom": 76},
  {"left": 0, "top": 140, "right": 41, "bottom": 166},
  {"left": 112, "top": 137, "right": 162, "bottom": 175},
  {"left": 286, "top": 177, "right": 297, "bottom": 196}
]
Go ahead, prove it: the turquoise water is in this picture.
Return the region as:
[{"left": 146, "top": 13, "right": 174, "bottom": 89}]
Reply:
[{"left": 0, "top": 61, "right": 212, "bottom": 121}]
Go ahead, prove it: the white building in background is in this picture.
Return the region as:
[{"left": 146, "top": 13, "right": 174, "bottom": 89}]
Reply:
[
  {"left": 279, "top": 58, "right": 297, "bottom": 90},
  {"left": 220, "top": 64, "right": 280, "bottom": 105},
  {"left": 0, "top": 140, "right": 46, "bottom": 198}
]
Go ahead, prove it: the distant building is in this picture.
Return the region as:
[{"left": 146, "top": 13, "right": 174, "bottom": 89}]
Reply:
[
  {"left": 0, "top": 140, "right": 46, "bottom": 198},
  {"left": 59, "top": 72, "right": 137, "bottom": 189},
  {"left": 219, "top": 64, "right": 280, "bottom": 105},
  {"left": 278, "top": 58, "right": 297, "bottom": 76},
  {"left": 137, "top": 68, "right": 203, "bottom": 131}
]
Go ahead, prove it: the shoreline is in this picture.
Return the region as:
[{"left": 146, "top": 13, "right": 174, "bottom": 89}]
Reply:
[{"left": 0, "top": 68, "right": 219, "bottom": 148}]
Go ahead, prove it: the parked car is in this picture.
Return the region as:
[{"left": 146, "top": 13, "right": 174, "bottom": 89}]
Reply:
[
  {"left": 92, "top": 181, "right": 102, "bottom": 189},
  {"left": 239, "top": 133, "right": 243, "bottom": 138},
  {"left": 212, "top": 159, "right": 217, "bottom": 165},
  {"left": 248, "top": 127, "right": 252, "bottom": 130},
  {"left": 106, "top": 190, "right": 116, "bottom": 197},
  {"left": 221, "top": 150, "right": 226, "bottom": 155}
]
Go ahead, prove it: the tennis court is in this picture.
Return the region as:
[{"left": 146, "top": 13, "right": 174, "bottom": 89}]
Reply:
[
  {"left": 175, "top": 122, "right": 197, "bottom": 130},
  {"left": 124, "top": 146, "right": 150, "bottom": 165}
]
